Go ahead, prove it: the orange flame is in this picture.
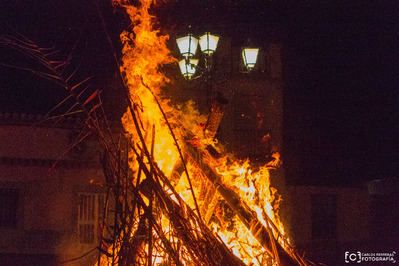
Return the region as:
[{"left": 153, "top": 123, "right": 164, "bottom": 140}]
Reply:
[
  {"left": 119, "top": 0, "right": 179, "bottom": 177},
  {"left": 107, "top": 0, "right": 290, "bottom": 265}
]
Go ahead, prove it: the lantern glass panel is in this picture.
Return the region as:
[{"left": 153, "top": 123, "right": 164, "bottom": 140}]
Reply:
[
  {"left": 178, "top": 59, "right": 199, "bottom": 79},
  {"left": 176, "top": 34, "right": 198, "bottom": 58},
  {"left": 242, "top": 48, "right": 259, "bottom": 70},
  {"left": 199, "top": 32, "right": 220, "bottom": 55}
]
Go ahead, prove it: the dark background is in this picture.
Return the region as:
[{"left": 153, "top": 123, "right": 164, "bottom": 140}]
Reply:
[
  {"left": 280, "top": 1, "right": 399, "bottom": 185},
  {"left": 0, "top": 0, "right": 398, "bottom": 185}
]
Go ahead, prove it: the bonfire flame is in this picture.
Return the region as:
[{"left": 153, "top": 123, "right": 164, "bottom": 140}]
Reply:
[{"left": 99, "top": 0, "right": 292, "bottom": 265}]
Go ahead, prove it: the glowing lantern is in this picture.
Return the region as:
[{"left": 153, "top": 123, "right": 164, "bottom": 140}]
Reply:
[
  {"left": 242, "top": 47, "right": 259, "bottom": 71},
  {"left": 176, "top": 34, "right": 198, "bottom": 58},
  {"left": 199, "top": 32, "right": 220, "bottom": 55},
  {"left": 178, "top": 59, "right": 199, "bottom": 80}
]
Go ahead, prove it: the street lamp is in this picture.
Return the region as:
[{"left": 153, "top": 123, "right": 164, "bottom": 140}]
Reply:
[
  {"left": 175, "top": 32, "right": 262, "bottom": 144},
  {"left": 176, "top": 32, "right": 219, "bottom": 79},
  {"left": 241, "top": 47, "right": 260, "bottom": 71},
  {"left": 176, "top": 34, "right": 198, "bottom": 58},
  {"left": 178, "top": 58, "right": 199, "bottom": 80},
  {"left": 176, "top": 33, "right": 260, "bottom": 79},
  {"left": 198, "top": 32, "right": 220, "bottom": 56}
]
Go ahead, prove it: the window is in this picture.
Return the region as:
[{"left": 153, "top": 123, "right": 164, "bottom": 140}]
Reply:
[
  {"left": 0, "top": 188, "right": 18, "bottom": 228},
  {"left": 77, "top": 193, "right": 105, "bottom": 244},
  {"left": 311, "top": 194, "right": 337, "bottom": 240}
]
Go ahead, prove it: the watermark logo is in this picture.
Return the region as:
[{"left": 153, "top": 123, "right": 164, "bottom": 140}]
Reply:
[
  {"left": 345, "top": 251, "right": 362, "bottom": 263},
  {"left": 345, "top": 251, "right": 396, "bottom": 264}
]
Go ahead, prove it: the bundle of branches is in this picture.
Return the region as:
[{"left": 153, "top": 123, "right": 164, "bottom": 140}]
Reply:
[
  {"left": 0, "top": 34, "right": 247, "bottom": 265},
  {"left": 96, "top": 93, "right": 246, "bottom": 265},
  {"left": 0, "top": 1, "right": 312, "bottom": 263},
  {"left": 93, "top": 0, "right": 311, "bottom": 263},
  {"left": 94, "top": 79, "right": 309, "bottom": 265}
]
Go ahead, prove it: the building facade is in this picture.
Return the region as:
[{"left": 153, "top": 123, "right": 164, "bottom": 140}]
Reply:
[
  {"left": 0, "top": 114, "right": 105, "bottom": 265},
  {"left": 288, "top": 185, "right": 370, "bottom": 264}
]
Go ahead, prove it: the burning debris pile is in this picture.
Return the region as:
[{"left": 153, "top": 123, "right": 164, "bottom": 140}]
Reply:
[
  {"left": 0, "top": 0, "right": 312, "bottom": 263},
  {"left": 0, "top": 0, "right": 310, "bottom": 264},
  {"left": 91, "top": 0, "right": 310, "bottom": 265}
]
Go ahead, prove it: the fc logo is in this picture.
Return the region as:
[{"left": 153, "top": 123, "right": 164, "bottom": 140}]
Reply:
[{"left": 345, "top": 251, "right": 362, "bottom": 263}]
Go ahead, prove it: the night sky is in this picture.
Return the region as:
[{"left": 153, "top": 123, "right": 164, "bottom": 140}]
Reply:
[
  {"left": 0, "top": 0, "right": 398, "bottom": 185},
  {"left": 281, "top": 1, "right": 399, "bottom": 184}
]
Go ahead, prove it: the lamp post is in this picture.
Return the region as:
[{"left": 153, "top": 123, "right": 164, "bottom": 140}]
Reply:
[
  {"left": 175, "top": 32, "right": 269, "bottom": 162},
  {"left": 176, "top": 32, "right": 262, "bottom": 135},
  {"left": 176, "top": 32, "right": 260, "bottom": 80},
  {"left": 176, "top": 32, "right": 220, "bottom": 80}
]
